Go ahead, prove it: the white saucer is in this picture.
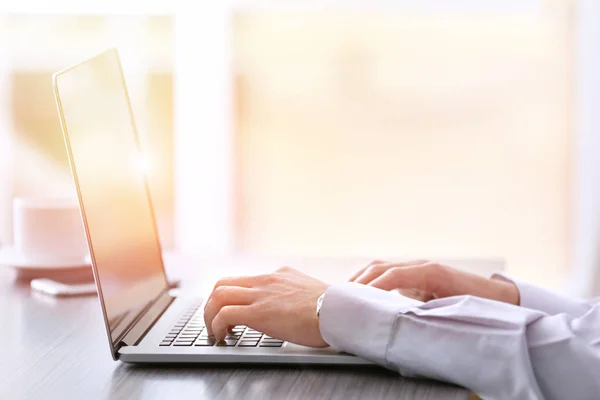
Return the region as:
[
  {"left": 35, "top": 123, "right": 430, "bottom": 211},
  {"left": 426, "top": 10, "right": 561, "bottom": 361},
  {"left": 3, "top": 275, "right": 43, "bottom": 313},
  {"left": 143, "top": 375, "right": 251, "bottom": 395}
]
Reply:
[{"left": 0, "top": 246, "right": 91, "bottom": 270}]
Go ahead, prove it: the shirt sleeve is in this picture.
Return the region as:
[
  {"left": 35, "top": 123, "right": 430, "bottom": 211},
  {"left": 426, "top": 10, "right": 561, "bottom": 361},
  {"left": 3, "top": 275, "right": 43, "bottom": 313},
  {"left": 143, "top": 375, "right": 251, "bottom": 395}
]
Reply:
[{"left": 319, "top": 282, "right": 600, "bottom": 400}]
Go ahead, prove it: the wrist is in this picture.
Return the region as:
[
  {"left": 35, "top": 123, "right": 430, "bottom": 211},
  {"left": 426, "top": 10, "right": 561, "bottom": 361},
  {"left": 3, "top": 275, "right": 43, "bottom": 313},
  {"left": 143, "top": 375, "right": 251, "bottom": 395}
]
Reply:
[{"left": 490, "top": 278, "right": 520, "bottom": 305}]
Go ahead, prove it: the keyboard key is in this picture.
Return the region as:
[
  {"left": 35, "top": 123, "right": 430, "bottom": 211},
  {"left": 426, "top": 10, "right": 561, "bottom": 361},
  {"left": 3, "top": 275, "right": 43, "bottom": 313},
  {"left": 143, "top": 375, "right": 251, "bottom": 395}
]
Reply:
[
  {"left": 195, "top": 338, "right": 217, "bottom": 346},
  {"left": 216, "top": 339, "right": 238, "bottom": 346},
  {"left": 225, "top": 333, "right": 241, "bottom": 339},
  {"left": 160, "top": 341, "right": 172, "bottom": 346},
  {"left": 261, "top": 337, "right": 283, "bottom": 342},
  {"left": 238, "top": 340, "right": 259, "bottom": 347},
  {"left": 259, "top": 343, "right": 283, "bottom": 347},
  {"left": 173, "top": 342, "right": 194, "bottom": 346}
]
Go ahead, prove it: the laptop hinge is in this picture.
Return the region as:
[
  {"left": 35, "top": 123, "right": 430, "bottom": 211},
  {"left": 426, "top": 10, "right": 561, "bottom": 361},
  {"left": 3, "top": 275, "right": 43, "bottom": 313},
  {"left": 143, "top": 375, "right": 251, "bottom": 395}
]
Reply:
[{"left": 120, "top": 290, "right": 174, "bottom": 347}]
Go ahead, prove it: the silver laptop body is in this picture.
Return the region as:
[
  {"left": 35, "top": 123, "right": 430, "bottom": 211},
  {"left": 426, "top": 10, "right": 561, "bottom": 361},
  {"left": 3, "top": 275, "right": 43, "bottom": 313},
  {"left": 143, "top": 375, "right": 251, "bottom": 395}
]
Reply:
[{"left": 52, "top": 48, "right": 369, "bottom": 365}]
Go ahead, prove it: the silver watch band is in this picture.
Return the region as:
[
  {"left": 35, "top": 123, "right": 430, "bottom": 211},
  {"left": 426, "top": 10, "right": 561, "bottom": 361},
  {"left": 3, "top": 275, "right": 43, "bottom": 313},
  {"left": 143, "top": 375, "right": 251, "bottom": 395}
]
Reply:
[{"left": 316, "top": 292, "right": 325, "bottom": 319}]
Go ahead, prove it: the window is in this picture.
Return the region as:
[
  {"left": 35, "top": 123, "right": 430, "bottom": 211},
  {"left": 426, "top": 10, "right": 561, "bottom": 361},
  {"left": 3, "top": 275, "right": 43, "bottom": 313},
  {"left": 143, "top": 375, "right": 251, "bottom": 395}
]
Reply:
[{"left": 0, "top": 14, "right": 175, "bottom": 248}]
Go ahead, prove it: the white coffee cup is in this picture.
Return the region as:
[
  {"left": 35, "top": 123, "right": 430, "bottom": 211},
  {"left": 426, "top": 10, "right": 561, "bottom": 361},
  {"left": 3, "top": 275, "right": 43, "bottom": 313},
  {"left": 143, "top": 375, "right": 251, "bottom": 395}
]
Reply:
[{"left": 13, "top": 197, "right": 89, "bottom": 263}]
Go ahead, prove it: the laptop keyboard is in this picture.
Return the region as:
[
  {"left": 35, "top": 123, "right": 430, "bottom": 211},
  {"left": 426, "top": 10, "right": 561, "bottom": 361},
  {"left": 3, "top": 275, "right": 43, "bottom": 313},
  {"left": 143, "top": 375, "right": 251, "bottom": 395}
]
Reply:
[{"left": 159, "top": 301, "right": 284, "bottom": 348}]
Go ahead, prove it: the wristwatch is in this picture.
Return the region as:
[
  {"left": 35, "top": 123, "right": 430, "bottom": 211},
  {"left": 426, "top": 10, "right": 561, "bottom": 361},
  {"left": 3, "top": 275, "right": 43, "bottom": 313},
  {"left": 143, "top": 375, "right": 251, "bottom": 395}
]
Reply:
[{"left": 316, "top": 292, "right": 325, "bottom": 319}]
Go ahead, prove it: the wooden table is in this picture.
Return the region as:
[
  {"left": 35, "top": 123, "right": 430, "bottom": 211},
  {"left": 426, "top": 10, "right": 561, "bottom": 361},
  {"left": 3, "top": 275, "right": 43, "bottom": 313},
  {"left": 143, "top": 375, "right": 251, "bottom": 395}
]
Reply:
[{"left": 0, "top": 255, "right": 502, "bottom": 399}]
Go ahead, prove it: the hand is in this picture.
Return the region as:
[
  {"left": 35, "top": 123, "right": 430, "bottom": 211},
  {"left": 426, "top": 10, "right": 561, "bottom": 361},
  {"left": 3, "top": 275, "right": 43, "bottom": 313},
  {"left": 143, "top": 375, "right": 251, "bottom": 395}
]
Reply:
[
  {"left": 204, "top": 267, "right": 329, "bottom": 348},
  {"left": 349, "top": 259, "right": 520, "bottom": 305}
]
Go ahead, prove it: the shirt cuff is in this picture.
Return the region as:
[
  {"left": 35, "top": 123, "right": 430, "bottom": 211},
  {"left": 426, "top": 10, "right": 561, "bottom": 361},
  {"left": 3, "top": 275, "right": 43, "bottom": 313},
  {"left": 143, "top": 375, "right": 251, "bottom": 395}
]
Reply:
[
  {"left": 318, "top": 282, "right": 423, "bottom": 365},
  {"left": 491, "top": 273, "right": 591, "bottom": 317}
]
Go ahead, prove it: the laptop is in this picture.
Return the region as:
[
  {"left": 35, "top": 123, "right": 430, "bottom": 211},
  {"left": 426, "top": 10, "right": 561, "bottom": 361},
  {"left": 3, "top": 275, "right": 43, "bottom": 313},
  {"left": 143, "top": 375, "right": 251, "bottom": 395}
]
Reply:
[{"left": 52, "top": 48, "right": 369, "bottom": 365}]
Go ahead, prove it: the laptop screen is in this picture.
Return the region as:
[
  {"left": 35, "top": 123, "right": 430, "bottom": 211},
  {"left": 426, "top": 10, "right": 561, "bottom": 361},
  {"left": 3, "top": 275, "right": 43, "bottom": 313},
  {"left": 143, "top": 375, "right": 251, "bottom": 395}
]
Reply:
[{"left": 53, "top": 49, "right": 168, "bottom": 350}]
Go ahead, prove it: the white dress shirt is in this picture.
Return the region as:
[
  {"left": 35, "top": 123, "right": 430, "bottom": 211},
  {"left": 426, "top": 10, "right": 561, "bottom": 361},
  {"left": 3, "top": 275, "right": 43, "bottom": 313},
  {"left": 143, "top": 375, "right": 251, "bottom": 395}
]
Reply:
[{"left": 318, "top": 275, "right": 600, "bottom": 400}]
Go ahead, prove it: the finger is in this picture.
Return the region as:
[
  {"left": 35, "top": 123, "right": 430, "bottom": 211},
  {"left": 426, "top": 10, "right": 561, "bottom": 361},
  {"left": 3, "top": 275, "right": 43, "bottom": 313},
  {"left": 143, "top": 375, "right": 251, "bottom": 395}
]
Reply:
[
  {"left": 353, "top": 263, "right": 392, "bottom": 285},
  {"left": 204, "top": 286, "right": 258, "bottom": 336},
  {"left": 369, "top": 262, "right": 444, "bottom": 293},
  {"left": 212, "top": 274, "right": 267, "bottom": 291},
  {"left": 212, "top": 306, "right": 252, "bottom": 340},
  {"left": 348, "top": 260, "right": 386, "bottom": 282},
  {"left": 354, "top": 260, "right": 429, "bottom": 285}
]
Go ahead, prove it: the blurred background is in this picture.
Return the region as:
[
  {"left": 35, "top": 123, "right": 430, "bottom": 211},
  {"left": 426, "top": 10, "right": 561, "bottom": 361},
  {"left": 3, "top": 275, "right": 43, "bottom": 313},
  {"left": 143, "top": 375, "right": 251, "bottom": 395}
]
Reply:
[{"left": 1, "top": 0, "right": 599, "bottom": 295}]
